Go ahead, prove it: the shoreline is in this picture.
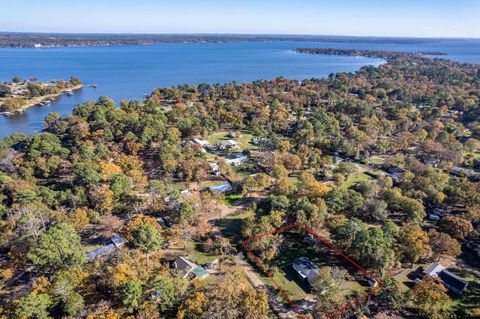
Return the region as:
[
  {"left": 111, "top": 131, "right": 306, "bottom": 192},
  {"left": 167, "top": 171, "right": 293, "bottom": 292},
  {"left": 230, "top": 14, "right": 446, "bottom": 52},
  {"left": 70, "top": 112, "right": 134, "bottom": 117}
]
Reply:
[{"left": 0, "top": 84, "right": 83, "bottom": 117}]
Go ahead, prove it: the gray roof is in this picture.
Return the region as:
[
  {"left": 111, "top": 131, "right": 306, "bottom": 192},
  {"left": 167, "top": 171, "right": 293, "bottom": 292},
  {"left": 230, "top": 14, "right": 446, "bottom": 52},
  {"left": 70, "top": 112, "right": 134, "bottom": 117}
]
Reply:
[
  {"left": 209, "top": 182, "right": 233, "bottom": 192},
  {"left": 423, "top": 263, "right": 444, "bottom": 276},
  {"left": 86, "top": 243, "right": 116, "bottom": 260},
  {"left": 174, "top": 256, "right": 197, "bottom": 271},
  {"left": 438, "top": 270, "right": 468, "bottom": 293},
  {"left": 111, "top": 235, "right": 126, "bottom": 248},
  {"left": 293, "top": 257, "right": 320, "bottom": 284}
]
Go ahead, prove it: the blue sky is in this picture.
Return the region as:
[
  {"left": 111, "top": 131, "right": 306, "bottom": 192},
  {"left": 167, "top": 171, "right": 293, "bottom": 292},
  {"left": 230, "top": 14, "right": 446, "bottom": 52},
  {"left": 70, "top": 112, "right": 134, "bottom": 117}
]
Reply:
[{"left": 1, "top": 0, "right": 479, "bottom": 37}]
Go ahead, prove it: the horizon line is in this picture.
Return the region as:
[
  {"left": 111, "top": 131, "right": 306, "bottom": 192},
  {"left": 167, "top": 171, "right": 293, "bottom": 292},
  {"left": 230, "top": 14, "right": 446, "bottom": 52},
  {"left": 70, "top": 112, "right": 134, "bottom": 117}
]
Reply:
[{"left": 1, "top": 31, "right": 479, "bottom": 40}]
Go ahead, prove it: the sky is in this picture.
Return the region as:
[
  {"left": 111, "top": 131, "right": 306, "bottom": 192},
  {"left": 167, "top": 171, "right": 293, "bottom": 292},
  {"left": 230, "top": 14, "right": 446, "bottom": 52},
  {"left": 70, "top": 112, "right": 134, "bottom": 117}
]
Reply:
[{"left": 1, "top": 0, "right": 479, "bottom": 38}]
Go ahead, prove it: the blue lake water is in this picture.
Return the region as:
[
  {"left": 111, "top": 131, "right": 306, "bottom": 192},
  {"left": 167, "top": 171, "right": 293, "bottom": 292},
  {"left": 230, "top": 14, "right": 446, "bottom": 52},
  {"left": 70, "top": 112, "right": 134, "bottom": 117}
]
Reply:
[{"left": 0, "top": 39, "right": 479, "bottom": 139}]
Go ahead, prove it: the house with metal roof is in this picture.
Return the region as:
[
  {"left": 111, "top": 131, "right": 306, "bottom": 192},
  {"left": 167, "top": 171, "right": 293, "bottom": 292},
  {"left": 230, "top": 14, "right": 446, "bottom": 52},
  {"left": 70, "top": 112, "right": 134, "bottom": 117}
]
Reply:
[
  {"left": 423, "top": 262, "right": 444, "bottom": 277},
  {"left": 422, "top": 263, "right": 468, "bottom": 294},
  {"left": 86, "top": 235, "right": 127, "bottom": 261},
  {"left": 438, "top": 270, "right": 468, "bottom": 294},
  {"left": 225, "top": 155, "right": 248, "bottom": 166},
  {"left": 173, "top": 256, "right": 209, "bottom": 279},
  {"left": 293, "top": 257, "right": 320, "bottom": 287},
  {"left": 208, "top": 182, "right": 233, "bottom": 193}
]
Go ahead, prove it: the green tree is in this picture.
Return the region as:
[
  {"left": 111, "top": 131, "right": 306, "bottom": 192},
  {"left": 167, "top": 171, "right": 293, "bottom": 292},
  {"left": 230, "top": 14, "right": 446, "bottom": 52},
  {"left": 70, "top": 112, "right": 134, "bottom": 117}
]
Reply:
[
  {"left": 110, "top": 173, "right": 133, "bottom": 198},
  {"left": 121, "top": 280, "right": 144, "bottom": 313},
  {"left": 12, "top": 76, "right": 23, "bottom": 83},
  {"left": 312, "top": 267, "right": 341, "bottom": 301},
  {"left": 132, "top": 223, "right": 164, "bottom": 266},
  {"left": 69, "top": 76, "right": 82, "bottom": 86},
  {"left": 151, "top": 275, "right": 177, "bottom": 311},
  {"left": 0, "top": 83, "right": 12, "bottom": 97},
  {"left": 27, "top": 223, "right": 86, "bottom": 269},
  {"left": 51, "top": 269, "right": 85, "bottom": 316},
  {"left": 14, "top": 293, "right": 53, "bottom": 319},
  {"left": 178, "top": 202, "right": 194, "bottom": 226}
]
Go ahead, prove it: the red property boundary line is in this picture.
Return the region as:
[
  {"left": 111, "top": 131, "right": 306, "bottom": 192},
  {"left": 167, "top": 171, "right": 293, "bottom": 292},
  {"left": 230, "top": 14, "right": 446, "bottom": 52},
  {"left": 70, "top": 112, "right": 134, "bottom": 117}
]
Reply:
[{"left": 241, "top": 223, "right": 384, "bottom": 319}]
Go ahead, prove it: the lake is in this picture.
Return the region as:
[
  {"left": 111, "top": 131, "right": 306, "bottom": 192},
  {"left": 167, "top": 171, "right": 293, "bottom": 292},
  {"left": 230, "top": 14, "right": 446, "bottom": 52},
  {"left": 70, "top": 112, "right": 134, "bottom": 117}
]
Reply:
[{"left": 1, "top": 39, "right": 479, "bottom": 139}]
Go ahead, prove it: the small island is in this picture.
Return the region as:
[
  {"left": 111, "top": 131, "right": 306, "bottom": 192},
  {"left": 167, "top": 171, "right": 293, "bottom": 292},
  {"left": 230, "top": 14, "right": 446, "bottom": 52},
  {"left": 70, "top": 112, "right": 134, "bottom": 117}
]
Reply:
[{"left": 0, "top": 76, "right": 82, "bottom": 115}]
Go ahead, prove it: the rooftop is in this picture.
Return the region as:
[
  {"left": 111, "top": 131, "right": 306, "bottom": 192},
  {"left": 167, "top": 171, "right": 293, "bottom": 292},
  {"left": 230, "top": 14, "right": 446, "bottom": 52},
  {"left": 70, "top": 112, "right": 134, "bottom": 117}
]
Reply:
[{"left": 293, "top": 257, "right": 320, "bottom": 284}]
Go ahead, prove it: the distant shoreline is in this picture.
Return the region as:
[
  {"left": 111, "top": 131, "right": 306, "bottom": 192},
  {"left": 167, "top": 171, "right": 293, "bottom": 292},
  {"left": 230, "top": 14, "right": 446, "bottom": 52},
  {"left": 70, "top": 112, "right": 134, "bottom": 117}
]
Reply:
[{"left": 0, "top": 32, "right": 465, "bottom": 48}]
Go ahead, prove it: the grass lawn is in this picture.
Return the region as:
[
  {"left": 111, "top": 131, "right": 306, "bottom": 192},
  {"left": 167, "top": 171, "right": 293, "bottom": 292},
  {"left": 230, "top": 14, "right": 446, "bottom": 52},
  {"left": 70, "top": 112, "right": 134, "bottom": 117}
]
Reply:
[
  {"left": 259, "top": 267, "right": 306, "bottom": 302},
  {"left": 199, "top": 180, "right": 225, "bottom": 188},
  {"left": 341, "top": 172, "right": 372, "bottom": 189},
  {"left": 218, "top": 210, "right": 252, "bottom": 243},
  {"left": 224, "top": 194, "right": 242, "bottom": 206},
  {"left": 184, "top": 240, "right": 219, "bottom": 265},
  {"left": 206, "top": 131, "right": 256, "bottom": 150}
]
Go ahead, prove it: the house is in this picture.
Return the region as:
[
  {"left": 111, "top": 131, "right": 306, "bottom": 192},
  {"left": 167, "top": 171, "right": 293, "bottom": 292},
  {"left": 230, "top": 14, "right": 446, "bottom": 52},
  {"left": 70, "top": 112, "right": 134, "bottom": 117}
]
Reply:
[
  {"left": 423, "top": 158, "right": 440, "bottom": 167},
  {"left": 427, "top": 213, "right": 441, "bottom": 221},
  {"left": 292, "top": 257, "right": 320, "bottom": 287},
  {"left": 111, "top": 235, "right": 126, "bottom": 248},
  {"left": 332, "top": 155, "right": 345, "bottom": 164},
  {"left": 209, "top": 182, "right": 233, "bottom": 193},
  {"left": 387, "top": 167, "right": 406, "bottom": 184},
  {"left": 225, "top": 155, "right": 248, "bottom": 166},
  {"left": 226, "top": 139, "right": 239, "bottom": 147},
  {"left": 451, "top": 166, "right": 480, "bottom": 180},
  {"left": 209, "top": 162, "right": 220, "bottom": 175},
  {"left": 423, "top": 263, "right": 444, "bottom": 277},
  {"left": 86, "top": 235, "right": 127, "bottom": 260},
  {"left": 368, "top": 278, "right": 379, "bottom": 288},
  {"left": 86, "top": 244, "right": 116, "bottom": 260},
  {"left": 156, "top": 217, "right": 173, "bottom": 228},
  {"left": 173, "top": 256, "right": 209, "bottom": 279},
  {"left": 422, "top": 263, "right": 468, "bottom": 294},
  {"left": 438, "top": 270, "right": 469, "bottom": 294},
  {"left": 192, "top": 138, "right": 210, "bottom": 147},
  {"left": 208, "top": 140, "right": 238, "bottom": 151}
]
